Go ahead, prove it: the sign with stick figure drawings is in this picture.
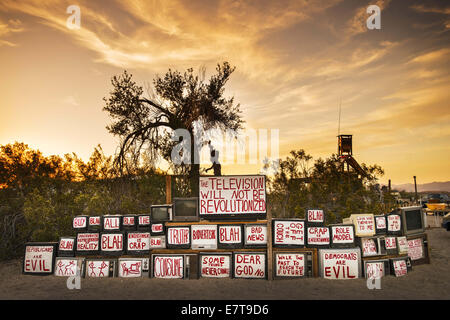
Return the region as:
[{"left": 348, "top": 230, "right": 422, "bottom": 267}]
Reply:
[
  {"left": 86, "top": 259, "right": 116, "bottom": 277},
  {"left": 118, "top": 259, "right": 148, "bottom": 278},
  {"left": 54, "top": 258, "right": 85, "bottom": 277}
]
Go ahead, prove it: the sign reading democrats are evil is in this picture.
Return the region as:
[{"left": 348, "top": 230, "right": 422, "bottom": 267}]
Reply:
[{"left": 199, "top": 175, "right": 266, "bottom": 218}]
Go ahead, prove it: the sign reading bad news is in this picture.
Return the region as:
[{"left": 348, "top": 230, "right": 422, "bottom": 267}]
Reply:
[{"left": 199, "top": 175, "right": 266, "bottom": 219}]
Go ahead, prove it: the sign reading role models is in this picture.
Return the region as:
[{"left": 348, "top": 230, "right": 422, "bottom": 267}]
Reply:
[{"left": 199, "top": 175, "right": 266, "bottom": 217}]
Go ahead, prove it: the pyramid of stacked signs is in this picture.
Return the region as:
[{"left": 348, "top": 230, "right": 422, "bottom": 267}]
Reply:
[{"left": 22, "top": 175, "right": 429, "bottom": 280}]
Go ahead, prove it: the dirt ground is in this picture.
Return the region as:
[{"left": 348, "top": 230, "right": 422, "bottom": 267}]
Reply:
[{"left": 1, "top": 228, "right": 449, "bottom": 300}]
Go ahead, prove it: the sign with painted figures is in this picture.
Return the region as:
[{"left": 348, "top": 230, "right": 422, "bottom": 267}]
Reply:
[
  {"left": 54, "top": 258, "right": 84, "bottom": 277},
  {"left": 118, "top": 258, "right": 149, "bottom": 278},
  {"left": 86, "top": 260, "right": 115, "bottom": 277},
  {"left": 199, "top": 175, "right": 266, "bottom": 219}
]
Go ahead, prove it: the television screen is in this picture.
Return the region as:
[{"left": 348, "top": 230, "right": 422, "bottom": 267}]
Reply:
[
  {"left": 390, "top": 257, "right": 412, "bottom": 277},
  {"left": 244, "top": 224, "right": 267, "bottom": 247},
  {"left": 330, "top": 224, "right": 355, "bottom": 248},
  {"left": 76, "top": 232, "right": 100, "bottom": 255},
  {"left": 73, "top": 216, "right": 88, "bottom": 231},
  {"left": 54, "top": 257, "right": 85, "bottom": 277},
  {"left": 122, "top": 215, "right": 136, "bottom": 231},
  {"left": 102, "top": 215, "right": 122, "bottom": 231},
  {"left": 137, "top": 215, "right": 151, "bottom": 229},
  {"left": 184, "top": 254, "right": 199, "bottom": 279},
  {"left": 100, "top": 232, "right": 124, "bottom": 255},
  {"left": 86, "top": 259, "right": 116, "bottom": 277},
  {"left": 318, "top": 248, "right": 361, "bottom": 279},
  {"left": 199, "top": 253, "right": 232, "bottom": 278},
  {"left": 306, "top": 209, "right": 325, "bottom": 225},
  {"left": 306, "top": 227, "right": 330, "bottom": 248},
  {"left": 374, "top": 215, "right": 386, "bottom": 235},
  {"left": 150, "top": 235, "right": 166, "bottom": 249},
  {"left": 191, "top": 225, "right": 217, "bottom": 250},
  {"left": 126, "top": 231, "right": 150, "bottom": 254},
  {"left": 173, "top": 198, "right": 199, "bottom": 221},
  {"left": 407, "top": 236, "right": 429, "bottom": 265},
  {"left": 150, "top": 222, "right": 165, "bottom": 235},
  {"left": 118, "top": 258, "right": 149, "bottom": 278},
  {"left": 151, "top": 205, "right": 172, "bottom": 222},
  {"left": 198, "top": 175, "right": 266, "bottom": 220},
  {"left": 152, "top": 255, "right": 184, "bottom": 279},
  {"left": 166, "top": 226, "right": 191, "bottom": 249},
  {"left": 274, "top": 253, "right": 307, "bottom": 279},
  {"left": 383, "top": 236, "right": 398, "bottom": 255},
  {"left": 23, "top": 242, "right": 57, "bottom": 275},
  {"left": 399, "top": 206, "right": 425, "bottom": 235},
  {"left": 272, "top": 219, "right": 305, "bottom": 247},
  {"left": 360, "top": 237, "right": 380, "bottom": 257},
  {"left": 58, "top": 237, "right": 76, "bottom": 257},
  {"left": 218, "top": 225, "right": 243, "bottom": 249},
  {"left": 350, "top": 214, "right": 375, "bottom": 237},
  {"left": 233, "top": 252, "right": 266, "bottom": 279},
  {"left": 386, "top": 214, "right": 402, "bottom": 235},
  {"left": 88, "top": 216, "right": 101, "bottom": 231},
  {"left": 363, "top": 259, "right": 390, "bottom": 279}
]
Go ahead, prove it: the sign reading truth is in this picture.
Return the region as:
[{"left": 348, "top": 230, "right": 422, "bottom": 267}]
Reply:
[{"left": 199, "top": 175, "right": 266, "bottom": 218}]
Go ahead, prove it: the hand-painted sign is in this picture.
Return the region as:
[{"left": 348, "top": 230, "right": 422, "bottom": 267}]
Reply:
[
  {"left": 191, "top": 225, "right": 217, "bottom": 249},
  {"left": 138, "top": 215, "right": 150, "bottom": 228},
  {"left": 319, "top": 248, "right": 361, "bottom": 280},
  {"left": 199, "top": 175, "right": 266, "bottom": 218},
  {"left": 118, "top": 259, "right": 144, "bottom": 278},
  {"left": 351, "top": 214, "right": 375, "bottom": 237},
  {"left": 152, "top": 255, "right": 184, "bottom": 279},
  {"left": 88, "top": 216, "right": 101, "bottom": 230},
  {"left": 244, "top": 224, "right": 267, "bottom": 246},
  {"left": 73, "top": 216, "right": 87, "bottom": 230},
  {"left": 100, "top": 233, "right": 124, "bottom": 254},
  {"left": 23, "top": 243, "right": 57, "bottom": 275},
  {"left": 392, "top": 259, "right": 407, "bottom": 277},
  {"left": 86, "top": 260, "right": 114, "bottom": 277},
  {"left": 275, "top": 253, "right": 306, "bottom": 278},
  {"left": 387, "top": 214, "right": 401, "bottom": 234},
  {"left": 150, "top": 236, "right": 166, "bottom": 249},
  {"left": 384, "top": 236, "right": 397, "bottom": 250},
  {"left": 200, "top": 254, "right": 231, "bottom": 278},
  {"left": 218, "top": 225, "right": 242, "bottom": 248},
  {"left": 397, "top": 236, "right": 409, "bottom": 255},
  {"left": 127, "top": 232, "right": 150, "bottom": 253},
  {"left": 306, "top": 209, "right": 324, "bottom": 224},
  {"left": 307, "top": 227, "right": 330, "bottom": 247},
  {"left": 407, "top": 238, "right": 424, "bottom": 261},
  {"left": 58, "top": 237, "right": 75, "bottom": 256},
  {"left": 233, "top": 253, "right": 266, "bottom": 279},
  {"left": 54, "top": 258, "right": 84, "bottom": 277},
  {"left": 330, "top": 225, "right": 355, "bottom": 247},
  {"left": 273, "top": 220, "right": 305, "bottom": 247},
  {"left": 76, "top": 233, "right": 99, "bottom": 253},
  {"left": 365, "top": 261, "right": 384, "bottom": 279},
  {"left": 167, "top": 227, "right": 190, "bottom": 248},
  {"left": 361, "top": 238, "right": 379, "bottom": 257},
  {"left": 103, "top": 216, "right": 121, "bottom": 231}
]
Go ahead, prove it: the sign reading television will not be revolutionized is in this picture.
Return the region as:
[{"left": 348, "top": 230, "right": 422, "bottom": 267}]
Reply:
[{"left": 199, "top": 175, "right": 266, "bottom": 220}]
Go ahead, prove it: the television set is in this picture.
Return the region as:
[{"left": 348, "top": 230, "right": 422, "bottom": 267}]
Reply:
[
  {"left": 386, "top": 213, "right": 402, "bottom": 236},
  {"left": 73, "top": 215, "right": 88, "bottom": 232},
  {"left": 166, "top": 226, "right": 191, "bottom": 249},
  {"left": 389, "top": 257, "right": 412, "bottom": 277},
  {"left": 272, "top": 219, "right": 305, "bottom": 248},
  {"left": 88, "top": 216, "right": 102, "bottom": 231},
  {"left": 152, "top": 254, "right": 184, "bottom": 279},
  {"left": 199, "top": 252, "right": 232, "bottom": 278},
  {"left": 318, "top": 248, "right": 361, "bottom": 280},
  {"left": 244, "top": 224, "right": 267, "bottom": 248},
  {"left": 198, "top": 175, "right": 266, "bottom": 220},
  {"left": 85, "top": 259, "right": 117, "bottom": 277},
  {"left": 306, "top": 226, "right": 330, "bottom": 248},
  {"left": 102, "top": 215, "right": 122, "bottom": 231},
  {"left": 137, "top": 214, "right": 151, "bottom": 230},
  {"left": 349, "top": 214, "right": 376, "bottom": 237},
  {"left": 374, "top": 215, "right": 387, "bottom": 235},
  {"left": 172, "top": 198, "right": 199, "bottom": 222},
  {"left": 122, "top": 215, "right": 137, "bottom": 231},
  {"left": 233, "top": 252, "right": 267, "bottom": 279},
  {"left": 396, "top": 236, "right": 409, "bottom": 255},
  {"left": 54, "top": 257, "right": 85, "bottom": 277},
  {"left": 357, "top": 237, "right": 385, "bottom": 257},
  {"left": 150, "top": 204, "right": 173, "bottom": 222},
  {"left": 274, "top": 252, "right": 307, "bottom": 279},
  {"left": 184, "top": 254, "right": 199, "bottom": 279},
  {"left": 217, "top": 224, "right": 243, "bottom": 249},
  {"left": 23, "top": 242, "right": 57, "bottom": 275},
  {"left": 150, "top": 235, "right": 166, "bottom": 249},
  {"left": 76, "top": 232, "right": 100, "bottom": 255},
  {"left": 58, "top": 236, "right": 76, "bottom": 257},
  {"left": 406, "top": 234, "right": 430, "bottom": 265},
  {"left": 306, "top": 209, "right": 325, "bottom": 226},
  {"left": 118, "top": 258, "right": 150, "bottom": 278},
  {"left": 150, "top": 222, "right": 165, "bottom": 236},
  {"left": 362, "top": 259, "right": 390, "bottom": 279},
  {"left": 330, "top": 224, "right": 355, "bottom": 248},
  {"left": 191, "top": 224, "right": 218, "bottom": 250},
  {"left": 395, "top": 206, "right": 425, "bottom": 235},
  {"left": 382, "top": 236, "right": 398, "bottom": 255}
]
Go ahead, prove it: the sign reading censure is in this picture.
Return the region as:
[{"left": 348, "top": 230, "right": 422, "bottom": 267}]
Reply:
[
  {"left": 199, "top": 175, "right": 266, "bottom": 219},
  {"left": 319, "top": 248, "right": 361, "bottom": 280},
  {"left": 233, "top": 253, "right": 266, "bottom": 279}
]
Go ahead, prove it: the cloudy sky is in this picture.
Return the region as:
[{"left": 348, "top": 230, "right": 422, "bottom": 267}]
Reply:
[{"left": 0, "top": 0, "right": 449, "bottom": 184}]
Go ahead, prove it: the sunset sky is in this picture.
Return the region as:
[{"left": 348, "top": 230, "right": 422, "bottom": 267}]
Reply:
[{"left": 0, "top": 0, "right": 449, "bottom": 185}]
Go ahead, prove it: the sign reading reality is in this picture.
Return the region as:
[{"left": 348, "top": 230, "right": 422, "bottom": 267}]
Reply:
[{"left": 76, "top": 233, "right": 99, "bottom": 253}]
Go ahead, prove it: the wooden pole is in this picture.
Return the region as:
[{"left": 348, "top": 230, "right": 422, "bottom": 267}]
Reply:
[
  {"left": 413, "top": 176, "right": 418, "bottom": 204},
  {"left": 267, "top": 206, "right": 273, "bottom": 280},
  {"left": 166, "top": 175, "right": 172, "bottom": 204}
]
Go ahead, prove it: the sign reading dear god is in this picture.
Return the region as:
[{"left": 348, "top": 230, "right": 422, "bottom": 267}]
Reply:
[{"left": 199, "top": 176, "right": 266, "bottom": 217}]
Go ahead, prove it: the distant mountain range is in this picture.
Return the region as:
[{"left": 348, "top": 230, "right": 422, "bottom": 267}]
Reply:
[{"left": 391, "top": 181, "right": 450, "bottom": 193}]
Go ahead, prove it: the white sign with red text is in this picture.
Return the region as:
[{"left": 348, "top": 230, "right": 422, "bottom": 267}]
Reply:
[
  {"left": 233, "top": 253, "right": 266, "bottom": 279},
  {"left": 138, "top": 215, "right": 150, "bottom": 227},
  {"left": 23, "top": 245, "right": 55, "bottom": 274},
  {"left": 397, "top": 236, "right": 408, "bottom": 254},
  {"left": 393, "top": 260, "right": 407, "bottom": 277},
  {"left": 244, "top": 225, "right": 267, "bottom": 246},
  {"left": 331, "top": 226, "right": 354, "bottom": 244},
  {"left": 375, "top": 216, "right": 386, "bottom": 230},
  {"left": 384, "top": 237, "right": 397, "bottom": 250},
  {"left": 218, "top": 225, "right": 242, "bottom": 245},
  {"left": 153, "top": 256, "right": 184, "bottom": 279},
  {"left": 103, "top": 216, "right": 121, "bottom": 231},
  {"left": 76, "top": 233, "right": 99, "bottom": 252},
  {"left": 58, "top": 238, "right": 75, "bottom": 252},
  {"left": 275, "top": 253, "right": 305, "bottom": 277},
  {"left": 73, "top": 216, "right": 87, "bottom": 229},
  {"left": 407, "top": 238, "right": 424, "bottom": 261},
  {"left": 150, "top": 236, "right": 166, "bottom": 249},
  {"left": 307, "top": 209, "right": 324, "bottom": 224},
  {"left": 127, "top": 232, "right": 150, "bottom": 252},
  {"left": 167, "top": 227, "right": 190, "bottom": 246},
  {"left": 320, "top": 249, "right": 360, "bottom": 280},
  {"left": 88, "top": 216, "right": 101, "bottom": 228},
  {"left": 191, "top": 225, "right": 217, "bottom": 249},
  {"left": 101, "top": 233, "right": 123, "bottom": 252},
  {"left": 200, "top": 255, "right": 231, "bottom": 278},
  {"left": 151, "top": 223, "right": 164, "bottom": 234},
  {"left": 273, "top": 220, "right": 305, "bottom": 246},
  {"left": 123, "top": 216, "right": 135, "bottom": 227},
  {"left": 307, "top": 227, "right": 330, "bottom": 246},
  {"left": 351, "top": 214, "right": 375, "bottom": 237},
  {"left": 387, "top": 215, "right": 401, "bottom": 232},
  {"left": 361, "top": 238, "right": 378, "bottom": 256},
  {"left": 365, "top": 262, "right": 384, "bottom": 279},
  {"left": 199, "top": 176, "right": 266, "bottom": 216}
]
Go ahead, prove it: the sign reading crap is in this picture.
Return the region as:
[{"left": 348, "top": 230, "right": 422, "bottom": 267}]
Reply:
[
  {"left": 167, "top": 227, "right": 190, "bottom": 248},
  {"left": 330, "top": 225, "right": 355, "bottom": 247},
  {"left": 307, "top": 227, "right": 330, "bottom": 247},
  {"left": 273, "top": 220, "right": 305, "bottom": 247},
  {"left": 199, "top": 175, "right": 266, "bottom": 219},
  {"left": 351, "top": 214, "right": 375, "bottom": 237},
  {"left": 127, "top": 232, "right": 150, "bottom": 253},
  {"left": 23, "top": 243, "right": 57, "bottom": 275},
  {"left": 275, "top": 253, "right": 306, "bottom": 278},
  {"left": 244, "top": 224, "right": 267, "bottom": 246},
  {"left": 319, "top": 248, "right": 361, "bottom": 280},
  {"left": 200, "top": 254, "right": 231, "bottom": 278},
  {"left": 233, "top": 253, "right": 266, "bottom": 279},
  {"left": 152, "top": 255, "right": 184, "bottom": 279},
  {"left": 191, "top": 225, "right": 217, "bottom": 249},
  {"left": 76, "top": 233, "right": 99, "bottom": 253}
]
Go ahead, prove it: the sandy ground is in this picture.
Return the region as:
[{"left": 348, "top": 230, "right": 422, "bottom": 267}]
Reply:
[{"left": 1, "top": 228, "right": 449, "bottom": 300}]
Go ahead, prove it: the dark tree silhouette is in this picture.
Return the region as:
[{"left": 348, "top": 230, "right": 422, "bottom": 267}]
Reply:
[{"left": 103, "top": 62, "right": 244, "bottom": 193}]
